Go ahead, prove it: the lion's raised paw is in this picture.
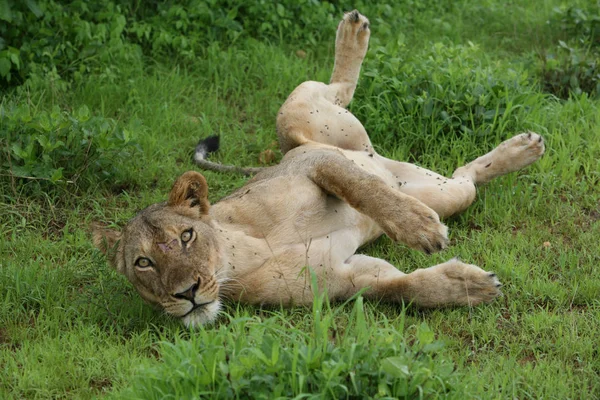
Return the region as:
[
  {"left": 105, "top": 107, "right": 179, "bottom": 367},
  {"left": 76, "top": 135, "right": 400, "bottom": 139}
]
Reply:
[{"left": 336, "top": 10, "right": 370, "bottom": 53}]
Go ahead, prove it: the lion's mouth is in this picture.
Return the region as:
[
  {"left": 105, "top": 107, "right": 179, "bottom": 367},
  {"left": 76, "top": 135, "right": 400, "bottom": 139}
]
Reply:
[
  {"left": 181, "top": 300, "right": 215, "bottom": 318},
  {"left": 180, "top": 300, "right": 221, "bottom": 327}
]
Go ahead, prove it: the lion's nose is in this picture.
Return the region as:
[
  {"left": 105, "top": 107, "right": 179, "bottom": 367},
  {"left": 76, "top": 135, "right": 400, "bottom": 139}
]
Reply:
[{"left": 173, "top": 278, "right": 200, "bottom": 302}]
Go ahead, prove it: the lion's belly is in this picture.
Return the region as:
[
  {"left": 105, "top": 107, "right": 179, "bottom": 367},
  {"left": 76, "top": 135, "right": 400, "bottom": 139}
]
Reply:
[
  {"left": 283, "top": 192, "right": 382, "bottom": 246},
  {"left": 211, "top": 175, "right": 380, "bottom": 250},
  {"left": 215, "top": 166, "right": 385, "bottom": 304}
]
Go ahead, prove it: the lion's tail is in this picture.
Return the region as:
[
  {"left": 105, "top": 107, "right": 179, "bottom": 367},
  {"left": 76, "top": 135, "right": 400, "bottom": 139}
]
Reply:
[{"left": 193, "top": 135, "right": 263, "bottom": 176}]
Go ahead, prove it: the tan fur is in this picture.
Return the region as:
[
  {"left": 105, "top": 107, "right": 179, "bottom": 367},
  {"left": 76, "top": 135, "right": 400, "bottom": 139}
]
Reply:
[{"left": 93, "top": 11, "right": 545, "bottom": 327}]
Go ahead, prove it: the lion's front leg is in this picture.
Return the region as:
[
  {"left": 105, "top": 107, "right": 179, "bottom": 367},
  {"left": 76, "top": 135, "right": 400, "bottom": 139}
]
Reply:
[{"left": 304, "top": 149, "right": 448, "bottom": 254}]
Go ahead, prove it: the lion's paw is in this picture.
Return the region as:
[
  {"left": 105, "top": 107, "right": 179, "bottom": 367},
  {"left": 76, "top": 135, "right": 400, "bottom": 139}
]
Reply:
[
  {"left": 378, "top": 195, "right": 448, "bottom": 254},
  {"left": 336, "top": 10, "right": 370, "bottom": 55},
  {"left": 458, "top": 131, "right": 545, "bottom": 184},
  {"left": 410, "top": 259, "right": 502, "bottom": 307},
  {"left": 495, "top": 131, "right": 545, "bottom": 171}
]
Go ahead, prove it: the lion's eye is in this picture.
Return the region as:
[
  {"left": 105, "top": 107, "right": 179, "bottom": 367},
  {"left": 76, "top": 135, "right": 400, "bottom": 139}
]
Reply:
[
  {"left": 181, "top": 229, "right": 193, "bottom": 243},
  {"left": 135, "top": 257, "right": 153, "bottom": 269}
]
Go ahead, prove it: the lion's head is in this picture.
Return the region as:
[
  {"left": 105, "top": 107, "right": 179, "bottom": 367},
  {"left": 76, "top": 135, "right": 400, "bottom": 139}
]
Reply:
[{"left": 93, "top": 171, "right": 226, "bottom": 327}]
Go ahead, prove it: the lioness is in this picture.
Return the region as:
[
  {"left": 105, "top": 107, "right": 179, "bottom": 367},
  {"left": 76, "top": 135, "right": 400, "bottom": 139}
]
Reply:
[{"left": 93, "top": 10, "right": 544, "bottom": 327}]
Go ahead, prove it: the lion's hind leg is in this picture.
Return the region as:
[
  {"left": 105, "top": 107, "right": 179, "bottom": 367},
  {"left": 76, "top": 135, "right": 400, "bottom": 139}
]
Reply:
[
  {"left": 375, "top": 156, "right": 478, "bottom": 219},
  {"left": 453, "top": 132, "right": 545, "bottom": 184},
  {"left": 376, "top": 132, "right": 545, "bottom": 218},
  {"left": 276, "top": 11, "right": 372, "bottom": 153},
  {"left": 328, "top": 10, "right": 370, "bottom": 108}
]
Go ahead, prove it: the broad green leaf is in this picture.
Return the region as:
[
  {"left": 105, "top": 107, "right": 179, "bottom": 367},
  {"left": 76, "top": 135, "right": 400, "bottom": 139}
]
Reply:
[
  {"left": 50, "top": 168, "right": 63, "bottom": 183},
  {"left": 381, "top": 357, "right": 409, "bottom": 378},
  {"left": 25, "top": 0, "right": 43, "bottom": 18},
  {"left": 416, "top": 322, "right": 434, "bottom": 345},
  {"left": 0, "top": 0, "right": 12, "bottom": 22},
  {"left": 276, "top": 4, "right": 285, "bottom": 17},
  {"left": 0, "top": 57, "right": 10, "bottom": 77}
]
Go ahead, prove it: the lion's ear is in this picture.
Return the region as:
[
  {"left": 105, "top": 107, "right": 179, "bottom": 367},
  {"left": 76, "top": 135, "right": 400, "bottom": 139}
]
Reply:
[
  {"left": 168, "top": 171, "right": 210, "bottom": 216},
  {"left": 91, "top": 223, "right": 125, "bottom": 274}
]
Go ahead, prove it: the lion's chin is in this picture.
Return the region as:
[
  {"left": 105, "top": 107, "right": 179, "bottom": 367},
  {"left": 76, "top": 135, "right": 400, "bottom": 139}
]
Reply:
[{"left": 181, "top": 300, "right": 221, "bottom": 328}]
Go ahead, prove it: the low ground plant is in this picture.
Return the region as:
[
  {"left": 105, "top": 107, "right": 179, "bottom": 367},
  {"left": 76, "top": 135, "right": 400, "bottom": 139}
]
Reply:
[
  {"left": 0, "top": 102, "right": 136, "bottom": 192},
  {"left": 538, "top": 5, "right": 600, "bottom": 99}
]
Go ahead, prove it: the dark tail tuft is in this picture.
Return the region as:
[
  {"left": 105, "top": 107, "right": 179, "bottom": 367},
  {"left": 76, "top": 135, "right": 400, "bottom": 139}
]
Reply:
[
  {"left": 193, "top": 135, "right": 263, "bottom": 176},
  {"left": 194, "top": 135, "right": 220, "bottom": 162}
]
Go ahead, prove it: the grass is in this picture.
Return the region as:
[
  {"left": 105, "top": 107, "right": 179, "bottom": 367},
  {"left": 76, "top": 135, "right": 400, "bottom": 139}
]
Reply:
[{"left": 1, "top": 0, "right": 599, "bottom": 398}]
